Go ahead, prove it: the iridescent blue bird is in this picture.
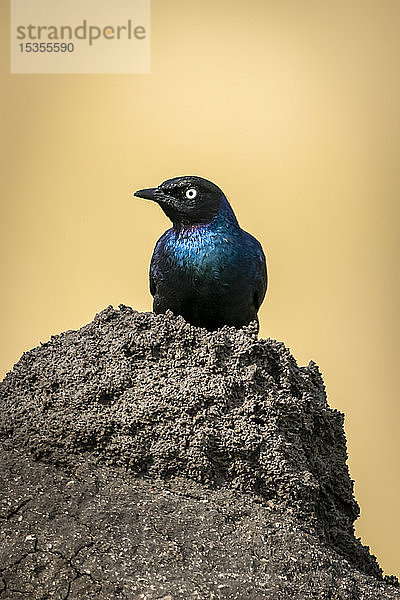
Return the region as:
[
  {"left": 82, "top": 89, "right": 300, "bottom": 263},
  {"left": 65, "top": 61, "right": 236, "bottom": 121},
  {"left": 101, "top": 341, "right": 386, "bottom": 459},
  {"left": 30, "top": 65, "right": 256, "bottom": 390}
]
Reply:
[{"left": 134, "top": 176, "right": 267, "bottom": 331}]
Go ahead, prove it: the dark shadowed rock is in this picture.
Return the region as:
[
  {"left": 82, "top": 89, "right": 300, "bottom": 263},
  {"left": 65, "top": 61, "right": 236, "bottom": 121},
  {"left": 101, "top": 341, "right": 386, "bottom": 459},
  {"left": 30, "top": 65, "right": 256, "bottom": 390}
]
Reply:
[{"left": 0, "top": 306, "right": 398, "bottom": 599}]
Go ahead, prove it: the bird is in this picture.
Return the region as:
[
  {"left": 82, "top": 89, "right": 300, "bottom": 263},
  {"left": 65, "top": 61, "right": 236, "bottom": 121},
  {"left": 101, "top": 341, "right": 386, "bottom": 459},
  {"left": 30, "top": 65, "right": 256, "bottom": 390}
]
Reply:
[{"left": 134, "top": 176, "right": 267, "bottom": 331}]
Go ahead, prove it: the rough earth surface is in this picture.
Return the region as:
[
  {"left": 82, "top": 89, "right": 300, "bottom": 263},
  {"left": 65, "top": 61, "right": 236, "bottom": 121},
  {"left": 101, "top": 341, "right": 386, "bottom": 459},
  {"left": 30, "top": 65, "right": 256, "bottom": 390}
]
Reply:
[{"left": 0, "top": 305, "right": 398, "bottom": 599}]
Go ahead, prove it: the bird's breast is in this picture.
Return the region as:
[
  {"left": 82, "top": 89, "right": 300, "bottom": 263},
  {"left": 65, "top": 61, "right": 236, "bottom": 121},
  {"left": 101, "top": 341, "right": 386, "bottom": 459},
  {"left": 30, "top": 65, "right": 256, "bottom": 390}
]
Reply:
[{"left": 163, "top": 227, "right": 238, "bottom": 277}]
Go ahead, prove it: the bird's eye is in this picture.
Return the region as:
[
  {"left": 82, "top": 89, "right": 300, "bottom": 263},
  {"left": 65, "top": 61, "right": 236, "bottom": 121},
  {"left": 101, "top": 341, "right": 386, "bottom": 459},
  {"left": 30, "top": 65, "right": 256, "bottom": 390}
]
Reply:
[{"left": 185, "top": 188, "right": 197, "bottom": 200}]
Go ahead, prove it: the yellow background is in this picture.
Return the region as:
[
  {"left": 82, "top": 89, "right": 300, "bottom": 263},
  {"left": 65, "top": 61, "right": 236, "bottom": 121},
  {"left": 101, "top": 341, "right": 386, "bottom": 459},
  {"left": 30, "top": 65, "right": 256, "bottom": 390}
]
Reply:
[{"left": 1, "top": 0, "right": 399, "bottom": 577}]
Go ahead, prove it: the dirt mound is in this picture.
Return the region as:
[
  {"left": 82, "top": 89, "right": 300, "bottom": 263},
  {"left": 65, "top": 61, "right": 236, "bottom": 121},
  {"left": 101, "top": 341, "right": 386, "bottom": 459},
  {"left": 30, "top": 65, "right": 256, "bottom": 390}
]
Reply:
[{"left": 0, "top": 306, "right": 398, "bottom": 599}]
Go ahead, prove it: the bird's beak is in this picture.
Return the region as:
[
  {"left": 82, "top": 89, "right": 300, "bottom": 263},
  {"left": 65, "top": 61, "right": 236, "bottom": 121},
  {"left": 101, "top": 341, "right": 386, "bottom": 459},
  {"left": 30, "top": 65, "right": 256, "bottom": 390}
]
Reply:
[{"left": 134, "top": 187, "right": 159, "bottom": 201}]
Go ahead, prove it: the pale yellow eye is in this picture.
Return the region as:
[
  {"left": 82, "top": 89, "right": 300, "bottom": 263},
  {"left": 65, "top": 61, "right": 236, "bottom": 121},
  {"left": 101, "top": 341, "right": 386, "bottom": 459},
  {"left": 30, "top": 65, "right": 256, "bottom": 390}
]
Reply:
[{"left": 185, "top": 188, "right": 197, "bottom": 200}]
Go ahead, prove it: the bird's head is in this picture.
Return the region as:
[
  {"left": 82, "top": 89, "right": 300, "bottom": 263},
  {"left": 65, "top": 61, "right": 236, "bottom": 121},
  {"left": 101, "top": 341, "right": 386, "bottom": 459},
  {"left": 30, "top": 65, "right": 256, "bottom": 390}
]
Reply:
[{"left": 134, "top": 176, "right": 225, "bottom": 226}]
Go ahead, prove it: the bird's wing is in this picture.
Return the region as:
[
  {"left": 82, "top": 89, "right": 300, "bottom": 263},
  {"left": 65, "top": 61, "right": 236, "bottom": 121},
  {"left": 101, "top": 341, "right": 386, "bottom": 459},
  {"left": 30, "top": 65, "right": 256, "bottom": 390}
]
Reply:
[
  {"left": 253, "top": 247, "right": 267, "bottom": 310},
  {"left": 149, "top": 230, "right": 171, "bottom": 298},
  {"left": 149, "top": 248, "right": 161, "bottom": 298},
  {"left": 242, "top": 231, "right": 267, "bottom": 310},
  {"left": 149, "top": 268, "right": 156, "bottom": 297}
]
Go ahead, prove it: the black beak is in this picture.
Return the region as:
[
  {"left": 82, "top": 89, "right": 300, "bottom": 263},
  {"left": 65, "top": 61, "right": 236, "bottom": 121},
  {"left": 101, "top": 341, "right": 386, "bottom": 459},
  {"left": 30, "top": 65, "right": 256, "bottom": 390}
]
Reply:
[{"left": 134, "top": 187, "right": 159, "bottom": 201}]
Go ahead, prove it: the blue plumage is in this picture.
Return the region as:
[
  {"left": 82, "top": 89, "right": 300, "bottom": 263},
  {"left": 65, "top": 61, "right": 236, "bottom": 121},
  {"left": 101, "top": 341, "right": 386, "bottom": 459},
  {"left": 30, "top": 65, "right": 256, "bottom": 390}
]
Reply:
[{"left": 134, "top": 176, "right": 267, "bottom": 330}]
